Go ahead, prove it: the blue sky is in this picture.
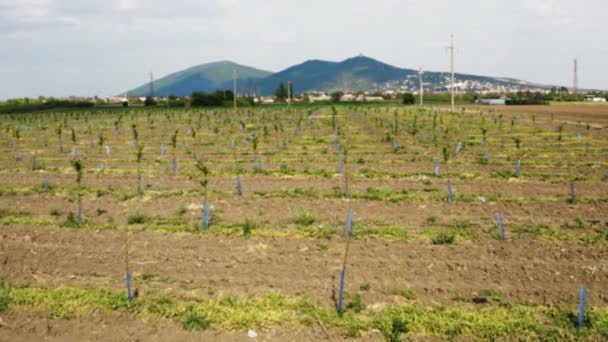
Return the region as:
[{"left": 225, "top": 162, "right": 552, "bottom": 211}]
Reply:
[{"left": 1, "top": 0, "right": 606, "bottom": 99}]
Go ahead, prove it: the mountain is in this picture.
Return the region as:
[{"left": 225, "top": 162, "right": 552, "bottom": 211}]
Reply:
[
  {"left": 256, "top": 56, "right": 417, "bottom": 95},
  {"left": 126, "top": 61, "right": 272, "bottom": 97},
  {"left": 257, "top": 55, "right": 551, "bottom": 95},
  {"left": 125, "top": 56, "right": 552, "bottom": 97}
]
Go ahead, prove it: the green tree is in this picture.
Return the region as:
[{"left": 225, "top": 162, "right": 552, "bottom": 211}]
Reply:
[
  {"left": 275, "top": 83, "right": 288, "bottom": 102},
  {"left": 144, "top": 96, "right": 157, "bottom": 106},
  {"left": 330, "top": 91, "right": 344, "bottom": 102},
  {"left": 288, "top": 82, "right": 294, "bottom": 100},
  {"left": 402, "top": 93, "right": 415, "bottom": 105}
]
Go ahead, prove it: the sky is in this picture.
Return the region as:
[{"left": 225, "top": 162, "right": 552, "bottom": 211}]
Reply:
[{"left": 1, "top": 0, "right": 606, "bottom": 99}]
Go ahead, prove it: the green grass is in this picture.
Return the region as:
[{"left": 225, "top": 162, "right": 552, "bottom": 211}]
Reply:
[
  {"left": 431, "top": 231, "right": 457, "bottom": 245},
  {"left": 0, "top": 281, "right": 10, "bottom": 312},
  {"left": 391, "top": 280, "right": 417, "bottom": 300},
  {"left": 241, "top": 218, "right": 261, "bottom": 237},
  {"left": 182, "top": 305, "right": 210, "bottom": 331},
  {"left": 2, "top": 281, "right": 607, "bottom": 340},
  {"left": 294, "top": 212, "right": 316, "bottom": 226},
  {"left": 127, "top": 212, "right": 148, "bottom": 225}
]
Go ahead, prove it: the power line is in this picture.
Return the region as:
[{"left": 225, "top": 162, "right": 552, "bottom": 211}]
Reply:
[
  {"left": 419, "top": 67, "right": 424, "bottom": 106},
  {"left": 573, "top": 58, "right": 578, "bottom": 95},
  {"left": 448, "top": 35, "right": 455, "bottom": 112},
  {"left": 149, "top": 72, "right": 154, "bottom": 98},
  {"left": 233, "top": 69, "right": 237, "bottom": 111}
]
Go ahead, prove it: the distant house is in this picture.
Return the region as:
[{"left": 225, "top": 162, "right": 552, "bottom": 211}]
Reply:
[
  {"left": 341, "top": 94, "right": 356, "bottom": 102},
  {"left": 585, "top": 96, "right": 606, "bottom": 102},
  {"left": 363, "top": 96, "right": 384, "bottom": 102},
  {"left": 309, "top": 94, "right": 332, "bottom": 102},
  {"left": 108, "top": 97, "right": 128, "bottom": 104},
  {"left": 476, "top": 96, "right": 508, "bottom": 105},
  {"left": 256, "top": 96, "right": 275, "bottom": 104}
]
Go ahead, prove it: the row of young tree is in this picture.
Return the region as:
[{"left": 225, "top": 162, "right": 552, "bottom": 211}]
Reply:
[{"left": 0, "top": 97, "right": 94, "bottom": 114}]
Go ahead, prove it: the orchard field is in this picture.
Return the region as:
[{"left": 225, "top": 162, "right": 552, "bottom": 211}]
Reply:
[{"left": 0, "top": 103, "right": 607, "bottom": 341}]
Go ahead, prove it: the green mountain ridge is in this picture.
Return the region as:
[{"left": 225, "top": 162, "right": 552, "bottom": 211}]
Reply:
[
  {"left": 126, "top": 61, "right": 272, "bottom": 97},
  {"left": 125, "top": 56, "right": 552, "bottom": 97}
]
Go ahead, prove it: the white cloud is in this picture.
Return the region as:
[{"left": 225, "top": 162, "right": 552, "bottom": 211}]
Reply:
[{"left": 0, "top": 0, "right": 606, "bottom": 99}]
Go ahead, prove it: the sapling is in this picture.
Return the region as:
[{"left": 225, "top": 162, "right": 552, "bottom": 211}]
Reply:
[
  {"left": 71, "top": 127, "right": 76, "bottom": 145},
  {"left": 252, "top": 133, "right": 258, "bottom": 155},
  {"left": 480, "top": 127, "right": 487, "bottom": 144},
  {"left": 195, "top": 160, "right": 210, "bottom": 205},
  {"left": 513, "top": 136, "right": 521, "bottom": 151},
  {"left": 71, "top": 159, "right": 84, "bottom": 225},
  {"left": 56, "top": 126, "right": 62, "bottom": 151},
  {"left": 131, "top": 123, "right": 138, "bottom": 147},
  {"left": 337, "top": 209, "right": 354, "bottom": 316},
  {"left": 98, "top": 133, "right": 105, "bottom": 152},
  {"left": 171, "top": 129, "right": 178, "bottom": 175},
  {"left": 442, "top": 146, "right": 450, "bottom": 176},
  {"left": 135, "top": 145, "right": 144, "bottom": 193},
  {"left": 343, "top": 147, "right": 349, "bottom": 198}
]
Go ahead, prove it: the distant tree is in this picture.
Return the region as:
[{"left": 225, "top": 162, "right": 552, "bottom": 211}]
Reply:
[
  {"left": 401, "top": 93, "right": 415, "bottom": 105},
  {"left": 144, "top": 96, "right": 157, "bottom": 106},
  {"left": 330, "top": 91, "right": 344, "bottom": 102},
  {"left": 288, "top": 82, "right": 294, "bottom": 100},
  {"left": 275, "top": 83, "right": 288, "bottom": 102},
  {"left": 220, "top": 90, "right": 234, "bottom": 101},
  {"left": 191, "top": 91, "right": 222, "bottom": 106}
]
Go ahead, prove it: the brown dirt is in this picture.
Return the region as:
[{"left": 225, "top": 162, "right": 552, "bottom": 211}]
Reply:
[{"left": 1, "top": 225, "right": 607, "bottom": 308}]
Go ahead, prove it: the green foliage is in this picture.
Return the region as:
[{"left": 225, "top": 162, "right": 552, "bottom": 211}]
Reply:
[
  {"left": 279, "top": 163, "right": 296, "bottom": 175},
  {"left": 131, "top": 123, "right": 138, "bottom": 142},
  {"left": 275, "top": 83, "right": 288, "bottom": 102},
  {"left": 62, "top": 211, "right": 78, "bottom": 228},
  {"left": 401, "top": 93, "right": 415, "bottom": 105},
  {"left": 50, "top": 209, "right": 62, "bottom": 217},
  {"left": 98, "top": 133, "right": 105, "bottom": 148},
  {"left": 0, "top": 281, "right": 10, "bottom": 312},
  {"left": 362, "top": 186, "right": 408, "bottom": 203},
  {"left": 426, "top": 215, "right": 439, "bottom": 225},
  {"left": 241, "top": 218, "right": 260, "bottom": 237},
  {"left": 144, "top": 96, "right": 157, "bottom": 106},
  {"left": 251, "top": 133, "right": 258, "bottom": 153},
  {"left": 1, "top": 282, "right": 608, "bottom": 339},
  {"left": 182, "top": 305, "right": 210, "bottom": 331},
  {"left": 346, "top": 293, "right": 365, "bottom": 313},
  {"left": 190, "top": 90, "right": 233, "bottom": 107},
  {"left": 493, "top": 169, "right": 515, "bottom": 179},
  {"left": 392, "top": 280, "right": 417, "bottom": 300},
  {"left": 442, "top": 146, "right": 450, "bottom": 164},
  {"left": 127, "top": 212, "right": 148, "bottom": 225},
  {"left": 71, "top": 159, "right": 84, "bottom": 186},
  {"left": 432, "top": 231, "right": 456, "bottom": 245},
  {"left": 170, "top": 129, "right": 178, "bottom": 149},
  {"left": 294, "top": 212, "right": 316, "bottom": 226},
  {"left": 135, "top": 145, "right": 144, "bottom": 163}
]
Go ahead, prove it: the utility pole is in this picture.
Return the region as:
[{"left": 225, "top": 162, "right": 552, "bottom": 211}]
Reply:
[
  {"left": 419, "top": 68, "right": 424, "bottom": 106},
  {"left": 149, "top": 72, "right": 155, "bottom": 98},
  {"left": 448, "top": 35, "right": 455, "bottom": 112},
  {"left": 573, "top": 58, "right": 578, "bottom": 95},
  {"left": 233, "top": 69, "right": 237, "bottom": 111},
  {"left": 287, "top": 80, "right": 291, "bottom": 107}
]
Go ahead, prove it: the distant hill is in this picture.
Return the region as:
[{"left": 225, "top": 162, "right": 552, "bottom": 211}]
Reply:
[
  {"left": 256, "top": 56, "right": 417, "bottom": 95},
  {"left": 125, "top": 56, "right": 552, "bottom": 97},
  {"left": 126, "top": 61, "right": 272, "bottom": 97}
]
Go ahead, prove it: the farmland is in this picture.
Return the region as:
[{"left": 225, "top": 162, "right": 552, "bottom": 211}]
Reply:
[{"left": 0, "top": 104, "right": 607, "bottom": 340}]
